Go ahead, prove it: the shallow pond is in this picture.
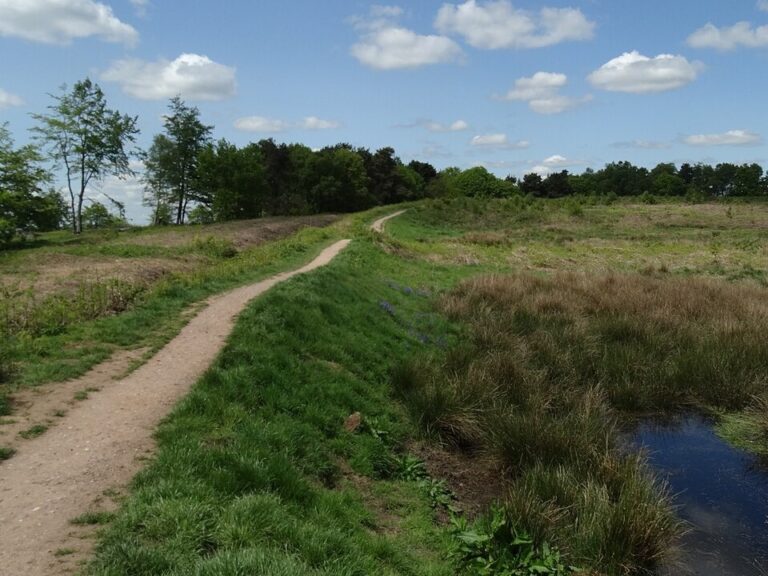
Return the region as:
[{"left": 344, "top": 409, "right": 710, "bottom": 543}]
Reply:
[{"left": 632, "top": 414, "right": 768, "bottom": 575}]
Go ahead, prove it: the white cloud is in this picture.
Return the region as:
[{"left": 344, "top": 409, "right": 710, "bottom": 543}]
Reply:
[
  {"left": 435, "top": 0, "right": 594, "bottom": 50},
  {"left": 470, "top": 133, "right": 529, "bottom": 149},
  {"left": 588, "top": 51, "right": 700, "bottom": 93},
  {"left": 300, "top": 116, "right": 341, "bottom": 130},
  {"left": 759, "top": 0, "right": 768, "bottom": 12},
  {"left": 102, "top": 54, "right": 236, "bottom": 101},
  {"left": 234, "top": 115, "right": 341, "bottom": 133},
  {"left": 0, "top": 88, "right": 24, "bottom": 109},
  {"left": 542, "top": 154, "right": 570, "bottom": 167},
  {"left": 352, "top": 26, "right": 462, "bottom": 69},
  {"left": 687, "top": 22, "right": 768, "bottom": 51},
  {"left": 503, "top": 71, "right": 566, "bottom": 100},
  {"left": 683, "top": 130, "right": 761, "bottom": 146},
  {"left": 529, "top": 95, "right": 592, "bottom": 114},
  {"left": 0, "top": 0, "right": 137, "bottom": 45},
  {"left": 500, "top": 71, "right": 589, "bottom": 114},
  {"left": 530, "top": 154, "right": 582, "bottom": 175},
  {"left": 350, "top": 5, "right": 462, "bottom": 69}
]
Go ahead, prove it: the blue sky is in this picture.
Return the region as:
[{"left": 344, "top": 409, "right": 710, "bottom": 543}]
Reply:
[{"left": 1, "top": 0, "right": 768, "bottom": 222}]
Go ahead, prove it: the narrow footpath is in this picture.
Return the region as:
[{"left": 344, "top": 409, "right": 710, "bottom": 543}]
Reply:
[
  {"left": 0, "top": 239, "right": 354, "bottom": 575},
  {"left": 0, "top": 211, "right": 405, "bottom": 575}
]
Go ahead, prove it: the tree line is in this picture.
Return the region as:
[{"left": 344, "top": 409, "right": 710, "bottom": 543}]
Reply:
[{"left": 1, "top": 77, "right": 767, "bottom": 244}]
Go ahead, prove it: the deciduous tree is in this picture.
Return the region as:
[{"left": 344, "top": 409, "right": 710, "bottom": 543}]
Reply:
[{"left": 32, "top": 78, "right": 139, "bottom": 234}]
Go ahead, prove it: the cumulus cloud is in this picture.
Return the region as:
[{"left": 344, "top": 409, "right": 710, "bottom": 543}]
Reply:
[
  {"left": 234, "top": 115, "right": 341, "bottom": 133},
  {"left": 470, "top": 133, "right": 529, "bottom": 149},
  {"left": 350, "top": 5, "right": 462, "bottom": 69},
  {"left": 352, "top": 27, "right": 462, "bottom": 70},
  {"left": 102, "top": 54, "right": 236, "bottom": 101},
  {"left": 300, "top": 116, "right": 341, "bottom": 130},
  {"left": 0, "top": 0, "right": 137, "bottom": 45},
  {"left": 683, "top": 130, "right": 761, "bottom": 146},
  {"left": 500, "top": 71, "right": 590, "bottom": 114},
  {"left": 0, "top": 88, "right": 24, "bottom": 109},
  {"left": 687, "top": 22, "right": 768, "bottom": 51},
  {"left": 530, "top": 154, "right": 581, "bottom": 175},
  {"left": 503, "top": 71, "right": 566, "bottom": 100},
  {"left": 435, "top": 0, "right": 595, "bottom": 50},
  {"left": 588, "top": 51, "right": 701, "bottom": 93}
]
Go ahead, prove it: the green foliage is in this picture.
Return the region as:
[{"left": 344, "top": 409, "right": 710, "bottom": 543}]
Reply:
[
  {"left": 187, "top": 204, "right": 214, "bottom": 224},
  {"left": 85, "top": 241, "right": 455, "bottom": 575},
  {"left": 1, "top": 278, "right": 148, "bottom": 338},
  {"left": 142, "top": 98, "right": 212, "bottom": 225},
  {"left": 32, "top": 78, "right": 139, "bottom": 234},
  {"left": 0, "top": 446, "right": 16, "bottom": 460},
  {"left": 71, "top": 511, "right": 116, "bottom": 525},
  {"left": 0, "top": 123, "right": 62, "bottom": 244},
  {"left": 192, "top": 235, "right": 238, "bottom": 259},
  {"left": 451, "top": 508, "right": 576, "bottom": 576},
  {"left": 83, "top": 201, "right": 122, "bottom": 229},
  {"left": 19, "top": 423, "right": 48, "bottom": 439},
  {"left": 639, "top": 191, "right": 657, "bottom": 204}
]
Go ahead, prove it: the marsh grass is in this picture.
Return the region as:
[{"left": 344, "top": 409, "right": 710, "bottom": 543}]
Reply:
[
  {"left": 389, "top": 268, "right": 768, "bottom": 572},
  {"left": 442, "top": 272, "right": 768, "bottom": 411}
]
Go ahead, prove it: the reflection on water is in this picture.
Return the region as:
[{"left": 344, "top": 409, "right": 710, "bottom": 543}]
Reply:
[{"left": 631, "top": 415, "right": 768, "bottom": 576}]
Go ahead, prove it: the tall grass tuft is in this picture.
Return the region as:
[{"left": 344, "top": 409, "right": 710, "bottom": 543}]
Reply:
[
  {"left": 0, "top": 278, "right": 148, "bottom": 338},
  {"left": 388, "top": 269, "right": 768, "bottom": 573}
]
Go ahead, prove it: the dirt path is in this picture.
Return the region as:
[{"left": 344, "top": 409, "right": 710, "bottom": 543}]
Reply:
[
  {"left": 0, "top": 239, "right": 350, "bottom": 576},
  {"left": 371, "top": 209, "right": 407, "bottom": 232}
]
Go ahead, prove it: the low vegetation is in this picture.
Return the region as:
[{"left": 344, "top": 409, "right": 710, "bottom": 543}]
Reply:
[
  {"left": 4, "top": 197, "right": 767, "bottom": 574},
  {"left": 85, "top": 240, "right": 457, "bottom": 575},
  {"left": 0, "top": 215, "right": 341, "bottom": 408}
]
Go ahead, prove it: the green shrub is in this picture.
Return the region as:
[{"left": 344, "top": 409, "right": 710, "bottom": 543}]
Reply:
[{"left": 192, "top": 235, "right": 238, "bottom": 259}]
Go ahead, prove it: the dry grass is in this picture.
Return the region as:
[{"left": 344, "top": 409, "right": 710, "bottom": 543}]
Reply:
[
  {"left": 442, "top": 272, "right": 768, "bottom": 410},
  {"left": 392, "top": 267, "right": 768, "bottom": 573}
]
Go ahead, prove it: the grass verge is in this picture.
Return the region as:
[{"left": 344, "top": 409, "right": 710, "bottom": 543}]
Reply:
[{"left": 85, "top": 239, "right": 458, "bottom": 575}]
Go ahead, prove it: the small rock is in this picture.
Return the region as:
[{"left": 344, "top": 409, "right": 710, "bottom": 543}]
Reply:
[{"left": 344, "top": 412, "right": 362, "bottom": 433}]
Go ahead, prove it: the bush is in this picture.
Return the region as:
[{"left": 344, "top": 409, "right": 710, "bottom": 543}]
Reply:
[{"left": 192, "top": 236, "right": 238, "bottom": 259}]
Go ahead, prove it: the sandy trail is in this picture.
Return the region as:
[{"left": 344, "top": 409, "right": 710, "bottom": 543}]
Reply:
[
  {"left": 371, "top": 209, "right": 407, "bottom": 232},
  {"left": 0, "top": 239, "right": 350, "bottom": 576}
]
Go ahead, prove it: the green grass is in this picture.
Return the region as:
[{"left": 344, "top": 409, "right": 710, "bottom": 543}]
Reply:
[
  {"left": 386, "top": 198, "right": 768, "bottom": 573},
  {"left": 86, "top": 238, "right": 458, "bottom": 575},
  {"left": 0, "top": 221, "right": 347, "bottom": 394},
  {"left": 54, "top": 198, "right": 768, "bottom": 574},
  {"left": 0, "top": 446, "right": 16, "bottom": 460},
  {"left": 71, "top": 511, "right": 117, "bottom": 526},
  {"left": 18, "top": 423, "right": 48, "bottom": 439}
]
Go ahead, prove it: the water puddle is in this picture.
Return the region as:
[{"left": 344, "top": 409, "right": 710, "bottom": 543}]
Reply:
[{"left": 632, "top": 414, "right": 768, "bottom": 575}]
